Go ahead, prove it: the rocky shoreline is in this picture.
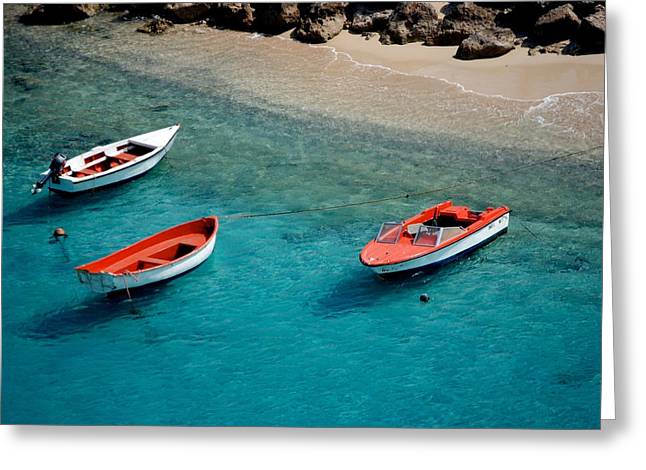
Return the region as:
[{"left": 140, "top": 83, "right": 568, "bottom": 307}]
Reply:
[{"left": 17, "top": 2, "right": 605, "bottom": 60}]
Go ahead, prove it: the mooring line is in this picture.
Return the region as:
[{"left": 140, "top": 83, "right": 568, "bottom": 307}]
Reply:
[{"left": 221, "top": 145, "right": 603, "bottom": 221}]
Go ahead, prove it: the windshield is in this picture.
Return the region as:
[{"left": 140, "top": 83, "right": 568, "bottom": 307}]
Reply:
[
  {"left": 376, "top": 222, "right": 403, "bottom": 244},
  {"left": 413, "top": 226, "right": 441, "bottom": 247},
  {"left": 413, "top": 226, "right": 465, "bottom": 247}
]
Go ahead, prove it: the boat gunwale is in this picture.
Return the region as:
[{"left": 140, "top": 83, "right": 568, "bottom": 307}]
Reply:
[
  {"left": 74, "top": 216, "right": 219, "bottom": 277},
  {"left": 360, "top": 208, "right": 510, "bottom": 268}
]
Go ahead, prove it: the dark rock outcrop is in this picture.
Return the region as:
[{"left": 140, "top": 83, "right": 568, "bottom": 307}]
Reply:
[
  {"left": 533, "top": 3, "right": 581, "bottom": 44},
  {"left": 576, "top": 5, "right": 605, "bottom": 53},
  {"left": 19, "top": 4, "right": 102, "bottom": 25},
  {"left": 161, "top": 3, "right": 210, "bottom": 23},
  {"left": 120, "top": 3, "right": 165, "bottom": 19},
  {"left": 136, "top": 17, "right": 174, "bottom": 35},
  {"left": 427, "top": 2, "right": 497, "bottom": 46},
  {"left": 293, "top": 3, "right": 347, "bottom": 44},
  {"left": 379, "top": 2, "right": 439, "bottom": 45},
  {"left": 347, "top": 3, "right": 396, "bottom": 34},
  {"left": 495, "top": 1, "right": 550, "bottom": 35},
  {"left": 571, "top": 1, "right": 603, "bottom": 18},
  {"left": 253, "top": 3, "right": 300, "bottom": 33},
  {"left": 455, "top": 28, "right": 515, "bottom": 60},
  {"left": 211, "top": 3, "right": 255, "bottom": 31}
]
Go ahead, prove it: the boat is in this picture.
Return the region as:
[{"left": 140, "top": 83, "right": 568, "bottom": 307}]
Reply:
[
  {"left": 75, "top": 216, "right": 218, "bottom": 293},
  {"left": 31, "top": 124, "right": 181, "bottom": 194},
  {"left": 359, "top": 201, "right": 510, "bottom": 277}
]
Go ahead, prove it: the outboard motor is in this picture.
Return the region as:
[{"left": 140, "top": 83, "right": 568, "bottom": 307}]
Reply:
[{"left": 31, "top": 153, "right": 67, "bottom": 194}]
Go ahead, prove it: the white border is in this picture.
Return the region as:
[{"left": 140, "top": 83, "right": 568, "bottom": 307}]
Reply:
[
  {"left": 601, "top": 59, "right": 614, "bottom": 419},
  {"left": 4, "top": 2, "right": 642, "bottom": 469}
]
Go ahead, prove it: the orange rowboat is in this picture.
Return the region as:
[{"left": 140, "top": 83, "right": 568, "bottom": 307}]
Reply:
[{"left": 75, "top": 216, "right": 218, "bottom": 293}]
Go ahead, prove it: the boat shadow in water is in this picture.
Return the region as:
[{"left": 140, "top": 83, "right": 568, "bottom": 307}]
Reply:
[
  {"left": 316, "top": 254, "right": 489, "bottom": 319},
  {"left": 20, "top": 296, "right": 145, "bottom": 340},
  {"left": 314, "top": 269, "right": 436, "bottom": 319},
  {"left": 4, "top": 158, "right": 172, "bottom": 230}
]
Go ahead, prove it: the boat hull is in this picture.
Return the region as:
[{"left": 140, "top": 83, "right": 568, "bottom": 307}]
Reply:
[
  {"left": 76, "top": 228, "right": 217, "bottom": 294},
  {"left": 367, "top": 212, "right": 510, "bottom": 276},
  {"left": 47, "top": 126, "right": 179, "bottom": 194}
]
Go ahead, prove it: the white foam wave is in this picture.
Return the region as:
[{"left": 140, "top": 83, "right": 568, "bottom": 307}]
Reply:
[
  {"left": 246, "top": 31, "right": 603, "bottom": 117},
  {"left": 312, "top": 43, "right": 604, "bottom": 105}
]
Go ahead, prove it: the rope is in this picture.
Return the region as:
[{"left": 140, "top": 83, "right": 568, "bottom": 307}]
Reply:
[
  {"left": 222, "top": 145, "right": 603, "bottom": 221},
  {"left": 123, "top": 272, "right": 133, "bottom": 301}
]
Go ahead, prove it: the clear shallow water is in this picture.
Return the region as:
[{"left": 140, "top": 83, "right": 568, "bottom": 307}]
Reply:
[{"left": 2, "top": 9, "right": 602, "bottom": 428}]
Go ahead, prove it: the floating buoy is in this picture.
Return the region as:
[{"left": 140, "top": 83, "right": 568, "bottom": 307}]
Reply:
[
  {"left": 52, "top": 227, "right": 68, "bottom": 239},
  {"left": 419, "top": 293, "right": 430, "bottom": 303}
]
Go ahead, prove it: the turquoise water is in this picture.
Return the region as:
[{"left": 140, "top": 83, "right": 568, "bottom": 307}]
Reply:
[{"left": 2, "top": 10, "right": 602, "bottom": 428}]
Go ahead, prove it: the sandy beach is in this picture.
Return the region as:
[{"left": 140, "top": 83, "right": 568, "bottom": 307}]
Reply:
[{"left": 326, "top": 31, "right": 605, "bottom": 100}]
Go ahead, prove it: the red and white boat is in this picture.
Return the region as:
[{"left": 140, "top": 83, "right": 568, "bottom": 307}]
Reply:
[
  {"left": 75, "top": 216, "right": 218, "bottom": 293},
  {"left": 32, "top": 124, "right": 180, "bottom": 194},
  {"left": 360, "top": 201, "right": 510, "bottom": 277}
]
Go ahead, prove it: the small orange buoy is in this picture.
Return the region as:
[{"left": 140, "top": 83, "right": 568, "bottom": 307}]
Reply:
[{"left": 52, "top": 227, "right": 68, "bottom": 239}]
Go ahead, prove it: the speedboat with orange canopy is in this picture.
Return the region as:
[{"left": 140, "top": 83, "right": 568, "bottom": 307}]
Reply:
[
  {"left": 31, "top": 124, "right": 180, "bottom": 194},
  {"left": 360, "top": 201, "right": 510, "bottom": 277},
  {"left": 75, "top": 216, "right": 218, "bottom": 293}
]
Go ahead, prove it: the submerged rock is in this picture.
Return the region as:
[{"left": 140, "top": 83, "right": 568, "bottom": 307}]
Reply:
[
  {"left": 293, "top": 3, "right": 347, "bottom": 44},
  {"left": 19, "top": 4, "right": 102, "bottom": 25},
  {"left": 533, "top": 3, "right": 581, "bottom": 44},
  {"left": 455, "top": 28, "right": 515, "bottom": 60},
  {"left": 136, "top": 17, "right": 174, "bottom": 35},
  {"left": 253, "top": 3, "right": 301, "bottom": 33},
  {"left": 11, "top": 74, "right": 41, "bottom": 91},
  {"left": 379, "top": 2, "right": 439, "bottom": 45},
  {"left": 211, "top": 2, "right": 255, "bottom": 31}
]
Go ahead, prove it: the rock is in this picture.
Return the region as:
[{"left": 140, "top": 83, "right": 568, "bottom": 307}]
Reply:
[
  {"left": 495, "top": 1, "right": 551, "bottom": 35},
  {"left": 252, "top": 3, "right": 300, "bottom": 33},
  {"left": 533, "top": 3, "right": 581, "bottom": 44},
  {"left": 571, "top": 1, "right": 605, "bottom": 18},
  {"left": 576, "top": 5, "right": 605, "bottom": 53},
  {"left": 293, "top": 3, "right": 347, "bottom": 44},
  {"left": 11, "top": 75, "right": 41, "bottom": 91},
  {"left": 211, "top": 3, "right": 255, "bottom": 31},
  {"left": 19, "top": 4, "right": 102, "bottom": 25},
  {"left": 527, "top": 39, "right": 579, "bottom": 55},
  {"left": 348, "top": 3, "right": 396, "bottom": 33},
  {"left": 380, "top": 2, "right": 439, "bottom": 45},
  {"left": 454, "top": 28, "right": 515, "bottom": 60},
  {"left": 136, "top": 17, "right": 174, "bottom": 35},
  {"left": 161, "top": 3, "right": 210, "bottom": 23},
  {"left": 426, "top": 2, "right": 497, "bottom": 46},
  {"left": 118, "top": 4, "right": 163, "bottom": 20}
]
